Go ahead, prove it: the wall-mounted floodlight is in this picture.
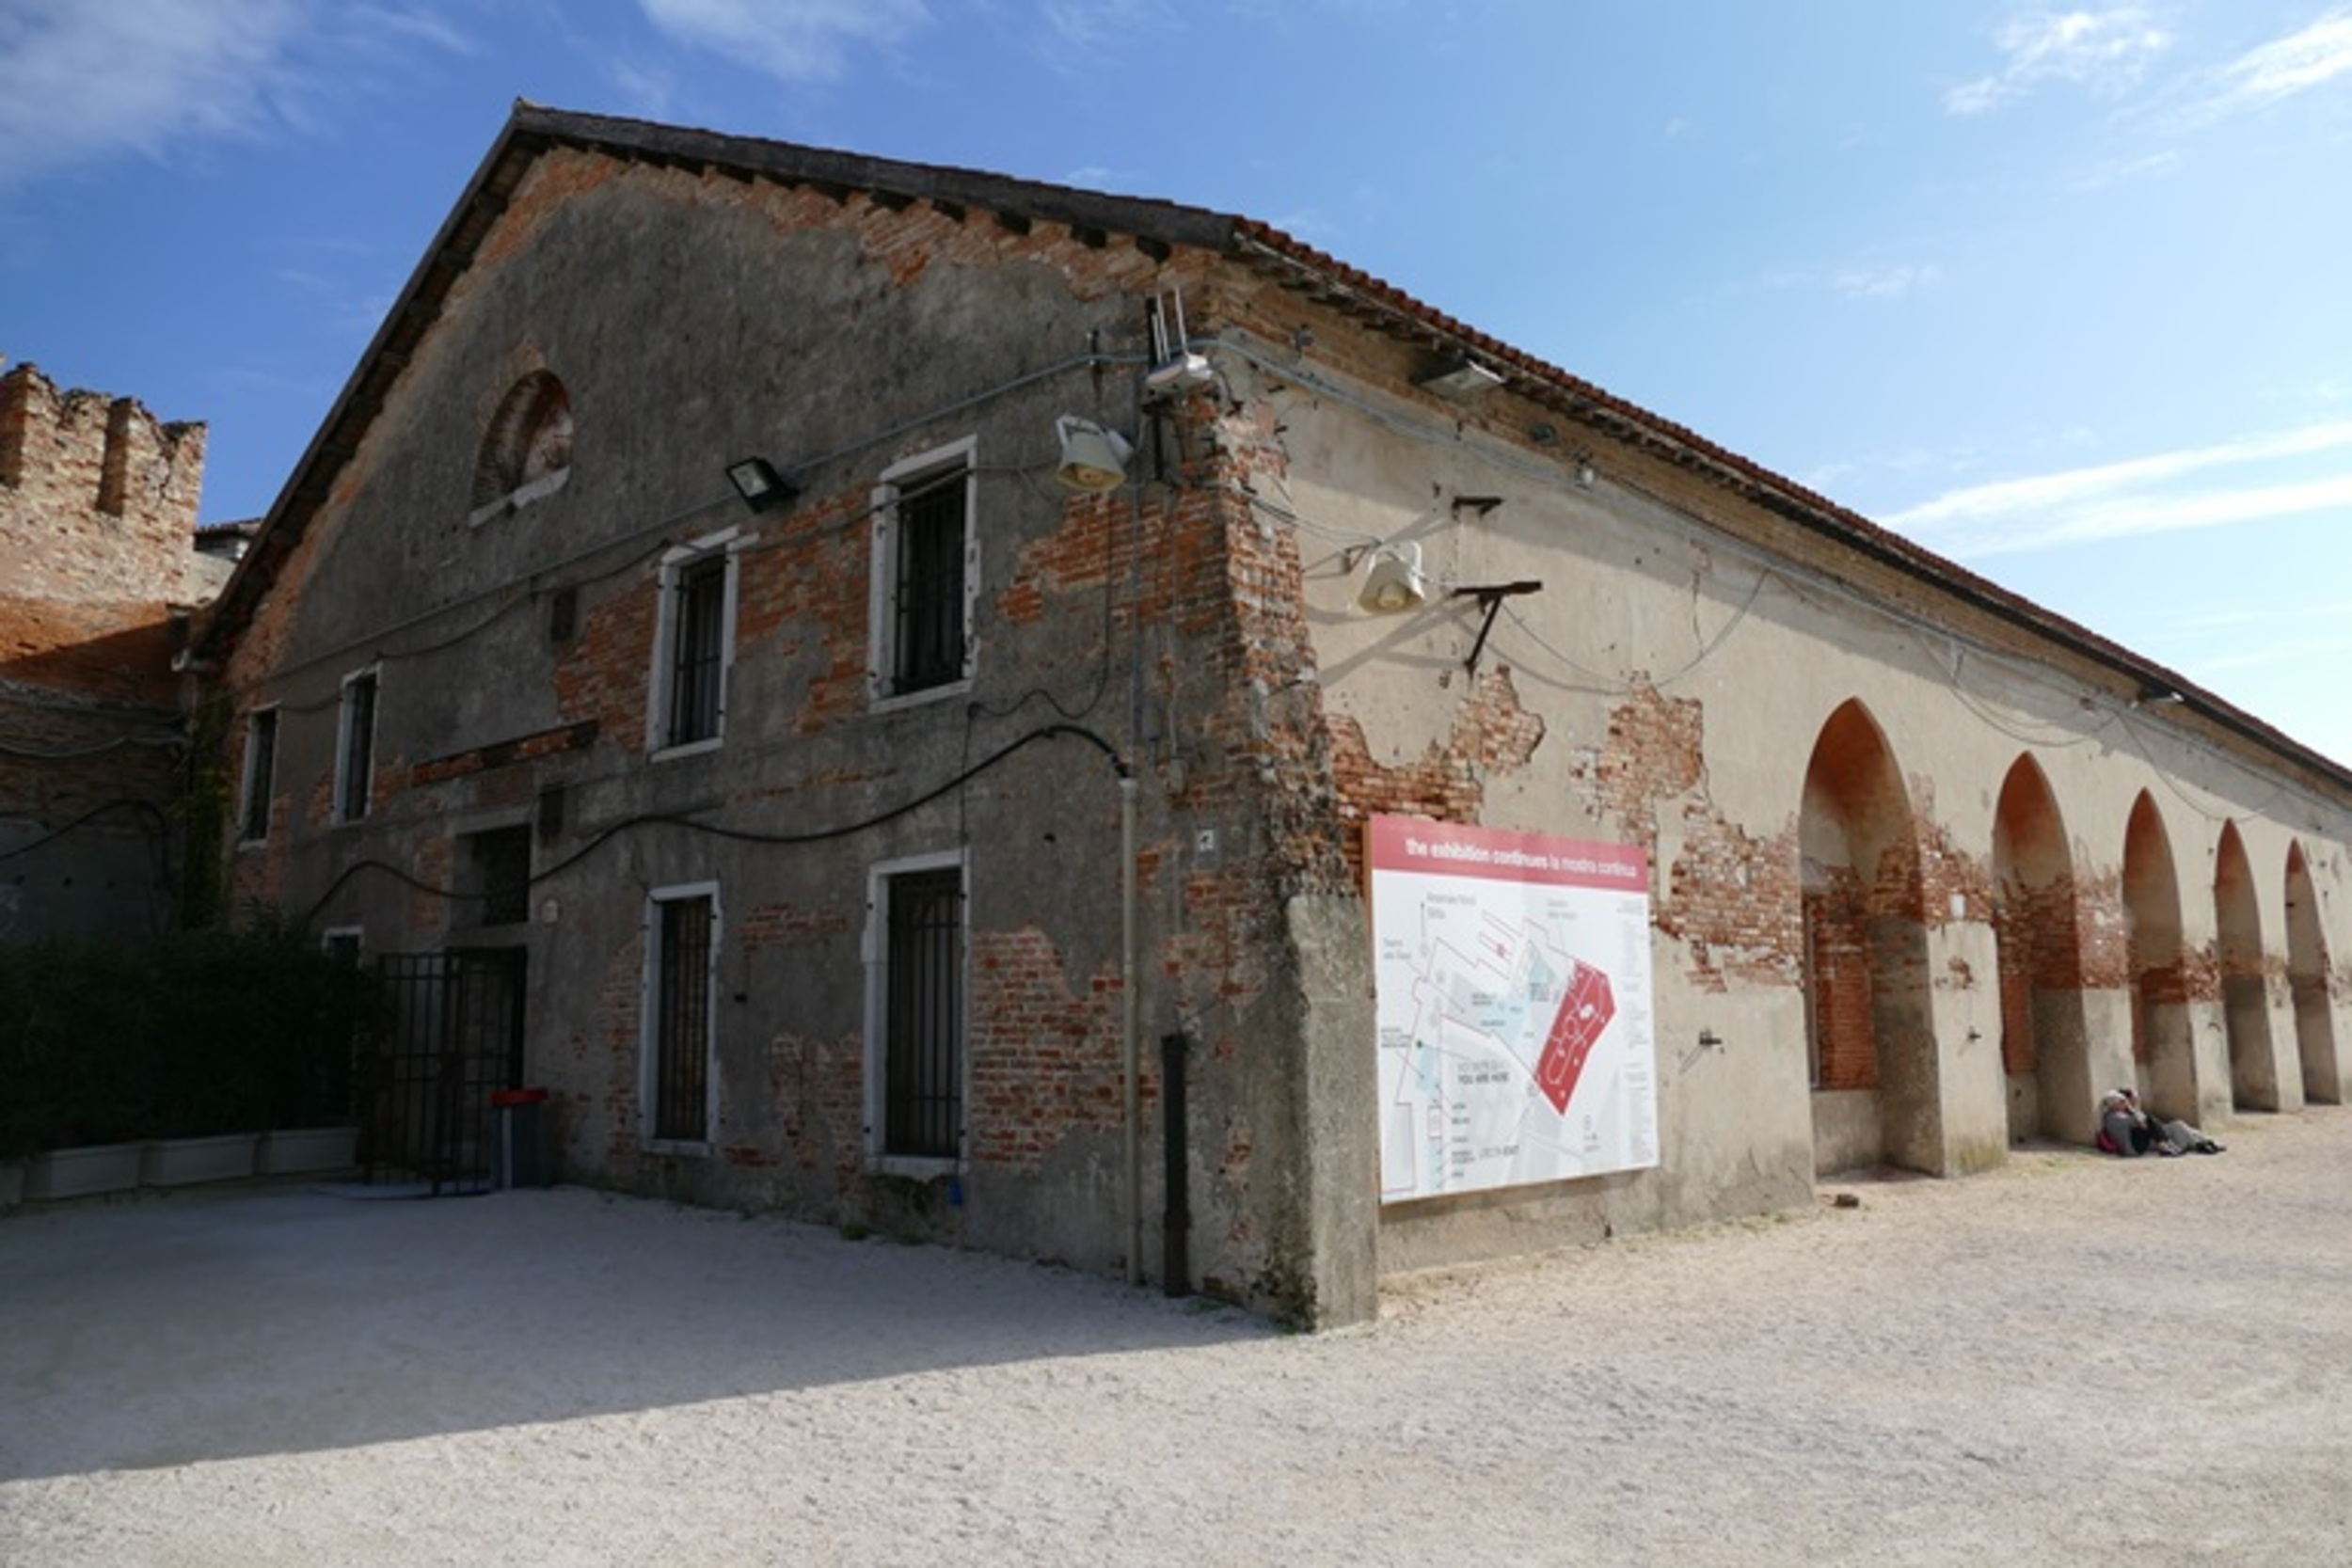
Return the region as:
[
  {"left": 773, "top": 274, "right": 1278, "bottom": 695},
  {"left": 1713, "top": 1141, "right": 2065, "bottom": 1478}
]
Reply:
[
  {"left": 1055, "top": 416, "right": 1134, "bottom": 492},
  {"left": 726, "top": 457, "right": 798, "bottom": 512},
  {"left": 1416, "top": 358, "right": 1503, "bottom": 400},
  {"left": 1357, "top": 543, "right": 1429, "bottom": 613},
  {"left": 2132, "top": 683, "right": 2186, "bottom": 709}
]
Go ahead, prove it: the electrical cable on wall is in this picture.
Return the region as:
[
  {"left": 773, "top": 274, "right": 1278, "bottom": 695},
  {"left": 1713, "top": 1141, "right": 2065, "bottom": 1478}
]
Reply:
[
  {"left": 300, "top": 721, "right": 1126, "bottom": 926},
  {"left": 1208, "top": 326, "right": 2339, "bottom": 828},
  {"left": 230, "top": 348, "right": 1149, "bottom": 700}
]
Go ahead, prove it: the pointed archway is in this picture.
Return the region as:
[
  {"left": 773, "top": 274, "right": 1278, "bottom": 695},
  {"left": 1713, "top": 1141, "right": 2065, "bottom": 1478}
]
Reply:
[
  {"left": 2122, "top": 794, "right": 2198, "bottom": 1120},
  {"left": 2285, "top": 842, "right": 2341, "bottom": 1104},
  {"left": 1991, "top": 755, "right": 2089, "bottom": 1143},
  {"left": 2215, "top": 823, "right": 2278, "bottom": 1111},
  {"left": 1800, "top": 700, "right": 1937, "bottom": 1174}
]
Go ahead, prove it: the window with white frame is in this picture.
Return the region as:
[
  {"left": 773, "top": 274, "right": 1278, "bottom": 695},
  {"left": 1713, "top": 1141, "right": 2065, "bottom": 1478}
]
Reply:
[
  {"left": 870, "top": 439, "right": 977, "bottom": 702},
  {"left": 865, "top": 852, "right": 966, "bottom": 1165},
  {"left": 648, "top": 531, "right": 739, "bottom": 755},
  {"left": 239, "top": 707, "right": 279, "bottom": 844},
  {"left": 334, "top": 667, "right": 378, "bottom": 823},
  {"left": 643, "top": 883, "right": 719, "bottom": 1148}
]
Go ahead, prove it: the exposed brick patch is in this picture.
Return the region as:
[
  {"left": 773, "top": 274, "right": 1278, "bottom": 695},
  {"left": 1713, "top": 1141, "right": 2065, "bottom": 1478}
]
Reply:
[
  {"left": 999, "top": 490, "right": 1122, "bottom": 627},
  {"left": 766, "top": 1031, "right": 864, "bottom": 1193},
  {"left": 1661, "top": 816, "right": 1804, "bottom": 993},
  {"left": 1326, "top": 668, "right": 1545, "bottom": 864},
  {"left": 1806, "top": 873, "right": 1879, "bottom": 1089},
  {"left": 967, "top": 926, "right": 1145, "bottom": 1170},
  {"left": 410, "top": 720, "right": 598, "bottom": 784},
  {"left": 1593, "top": 683, "right": 1702, "bottom": 847},
  {"left": 592, "top": 930, "right": 645, "bottom": 1172},
  {"left": 1905, "top": 777, "right": 1994, "bottom": 927},
  {"left": 728, "top": 493, "right": 871, "bottom": 736},
  {"left": 739, "top": 902, "right": 851, "bottom": 950},
  {"left": 2074, "top": 867, "right": 2131, "bottom": 991},
  {"left": 548, "top": 574, "right": 653, "bottom": 752}
]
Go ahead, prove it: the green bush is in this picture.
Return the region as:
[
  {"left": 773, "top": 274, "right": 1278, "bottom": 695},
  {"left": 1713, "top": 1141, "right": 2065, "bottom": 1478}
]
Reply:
[{"left": 0, "top": 913, "right": 373, "bottom": 1157}]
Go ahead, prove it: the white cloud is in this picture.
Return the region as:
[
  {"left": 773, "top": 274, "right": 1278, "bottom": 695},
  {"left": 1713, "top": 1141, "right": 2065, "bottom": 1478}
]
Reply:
[
  {"left": 0, "top": 2, "right": 484, "bottom": 190},
  {"left": 1883, "top": 419, "right": 2352, "bottom": 556},
  {"left": 1039, "top": 0, "right": 1179, "bottom": 52},
  {"left": 2063, "top": 148, "right": 2181, "bottom": 189},
  {"left": 2191, "top": 7, "right": 2352, "bottom": 118},
  {"left": 0, "top": 0, "right": 312, "bottom": 187},
  {"left": 636, "top": 0, "right": 930, "bottom": 83},
  {"left": 1834, "top": 262, "right": 1944, "bottom": 301},
  {"left": 1946, "top": 7, "right": 2173, "bottom": 116}
]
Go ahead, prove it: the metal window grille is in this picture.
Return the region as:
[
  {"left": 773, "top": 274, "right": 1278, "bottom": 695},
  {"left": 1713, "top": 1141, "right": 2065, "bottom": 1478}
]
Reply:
[
  {"left": 358, "top": 948, "right": 525, "bottom": 1194},
  {"left": 893, "top": 469, "right": 966, "bottom": 692},
  {"left": 338, "top": 673, "right": 377, "bottom": 821},
  {"left": 654, "top": 895, "right": 714, "bottom": 1142},
  {"left": 883, "top": 867, "right": 962, "bottom": 1157},
  {"left": 666, "top": 554, "right": 727, "bottom": 746},
  {"left": 241, "top": 710, "right": 278, "bottom": 841},
  {"left": 468, "top": 827, "right": 532, "bottom": 927}
]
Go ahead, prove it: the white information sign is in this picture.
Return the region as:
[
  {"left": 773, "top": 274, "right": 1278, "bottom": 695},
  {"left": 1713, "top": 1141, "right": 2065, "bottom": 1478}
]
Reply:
[{"left": 1370, "top": 815, "right": 1657, "bottom": 1202}]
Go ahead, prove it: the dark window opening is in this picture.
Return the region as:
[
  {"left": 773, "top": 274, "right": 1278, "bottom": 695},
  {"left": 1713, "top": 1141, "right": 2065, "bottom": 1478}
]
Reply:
[
  {"left": 883, "top": 866, "right": 962, "bottom": 1158},
  {"left": 240, "top": 710, "right": 278, "bottom": 842},
  {"left": 465, "top": 826, "right": 532, "bottom": 927},
  {"left": 666, "top": 554, "right": 727, "bottom": 747},
  {"left": 892, "top": 469, "right": 966, "bottom": 693},
  {"left": 337, "top": 672, "right": 377, "bottom": 823},
  {"left": 654, "top": 895, "right": 714, "bottom": 1143}
]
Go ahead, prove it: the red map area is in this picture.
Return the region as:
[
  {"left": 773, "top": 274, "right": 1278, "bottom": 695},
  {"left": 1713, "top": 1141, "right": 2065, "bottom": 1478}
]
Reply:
[{"left": 1534, "top": 960, "right": 1614, "bottom": 1114}]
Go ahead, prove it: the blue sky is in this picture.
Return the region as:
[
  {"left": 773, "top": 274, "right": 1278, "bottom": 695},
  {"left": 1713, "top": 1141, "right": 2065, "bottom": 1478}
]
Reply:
[{"left": 5, "top": 1, "right": 2349, "bottom": 766}]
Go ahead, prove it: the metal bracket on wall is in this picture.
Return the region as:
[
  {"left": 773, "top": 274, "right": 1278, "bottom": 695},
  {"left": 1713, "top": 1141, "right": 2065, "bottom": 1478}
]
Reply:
[{"left": 1451, "top": 580, "right": 1543, "bottom": 677}]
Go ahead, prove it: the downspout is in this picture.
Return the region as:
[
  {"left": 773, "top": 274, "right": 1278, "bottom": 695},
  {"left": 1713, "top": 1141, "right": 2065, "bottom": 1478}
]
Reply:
[{"left": 1121, "top": 770, "right": 1141, "bottom": 1286}]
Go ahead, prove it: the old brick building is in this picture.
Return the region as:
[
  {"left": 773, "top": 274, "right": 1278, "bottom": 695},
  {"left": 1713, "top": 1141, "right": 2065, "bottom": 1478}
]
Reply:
[
  {"left": 189, "top": 106, "right": 2352, "bottom": 1325},
  {"left": 1, "top": 360, "right": 228, "bottom": 942}
]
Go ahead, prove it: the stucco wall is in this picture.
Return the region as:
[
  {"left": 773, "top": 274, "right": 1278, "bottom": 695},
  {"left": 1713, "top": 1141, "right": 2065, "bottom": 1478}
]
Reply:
[{"left": 1190, "top": 314, "right": 2352, "bottom": 1275}]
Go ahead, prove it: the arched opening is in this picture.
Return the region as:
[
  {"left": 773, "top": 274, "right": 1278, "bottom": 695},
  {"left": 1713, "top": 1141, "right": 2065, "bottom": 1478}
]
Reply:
[
  {"left": 2122, "top": 794, "right": 2198, "bottom": 1120},
  {"left": 1800, "top": 700, "right": 1936, "bottom": 1175},
  {"left": 2285, "top": 842, "right": 2340, "bottom": 1104},
  {"left": 473, "top": 370, "right": 574, "bottom": 513},
  {"left": 2215, "top": 823, "right": 2278, "bottom": 1110},
  {"left": 1991, "top": 755, "right": 2087, "bottom": 1142}
]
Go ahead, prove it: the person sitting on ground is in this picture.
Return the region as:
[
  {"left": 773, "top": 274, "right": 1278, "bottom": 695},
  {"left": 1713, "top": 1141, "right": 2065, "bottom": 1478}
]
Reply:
[{"left": 2097, "top": 1086, "right": 2222, "bottom": 1156}]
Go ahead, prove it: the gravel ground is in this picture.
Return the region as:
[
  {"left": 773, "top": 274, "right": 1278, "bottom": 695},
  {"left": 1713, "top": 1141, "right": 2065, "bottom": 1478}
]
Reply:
[{"left": 7, "top": 1106, "right": 2352, "bottom": 1566}]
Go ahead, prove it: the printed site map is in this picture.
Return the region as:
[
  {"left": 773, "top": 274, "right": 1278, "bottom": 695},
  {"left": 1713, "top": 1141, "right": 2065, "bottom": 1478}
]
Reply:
[{"left": 1369, "top": 815, "right": 1658, "bottom": 1202}]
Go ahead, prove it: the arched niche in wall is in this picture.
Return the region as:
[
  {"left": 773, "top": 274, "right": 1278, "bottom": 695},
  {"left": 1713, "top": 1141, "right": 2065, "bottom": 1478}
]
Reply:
[
  {"left": 2284, "top": 841, "right": 2340, "bottom": 1105},
  {"left": 2122, "top": 792, "right": 2198, "bottom": 1119},
  {"left": 1991, "top": 754, "right": 2090, "bottom": 1144},
  {"left": 2214, "top": 821, "right": 2278, "bottom": 1111},
  {"left": 1797, "top": 698, "right": 1936, "bottom": 1176},
  {"left": 471, "top": 369, "right": 574, "bottom": 522}
]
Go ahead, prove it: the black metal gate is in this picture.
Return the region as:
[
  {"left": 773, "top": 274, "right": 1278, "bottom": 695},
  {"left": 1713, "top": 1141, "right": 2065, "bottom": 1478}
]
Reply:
[{"left": 358, "top": 947, "right": 526, "bottom": 1194}]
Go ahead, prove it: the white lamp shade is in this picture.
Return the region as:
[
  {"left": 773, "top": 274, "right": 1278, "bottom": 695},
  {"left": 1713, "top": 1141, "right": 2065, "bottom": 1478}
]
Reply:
[
  {"left": 1357, "top": 544, "right": 1427, "bottom": 613},
  {"left": 1056, "top": 416, "right": 1133, "bottom": 492}
]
